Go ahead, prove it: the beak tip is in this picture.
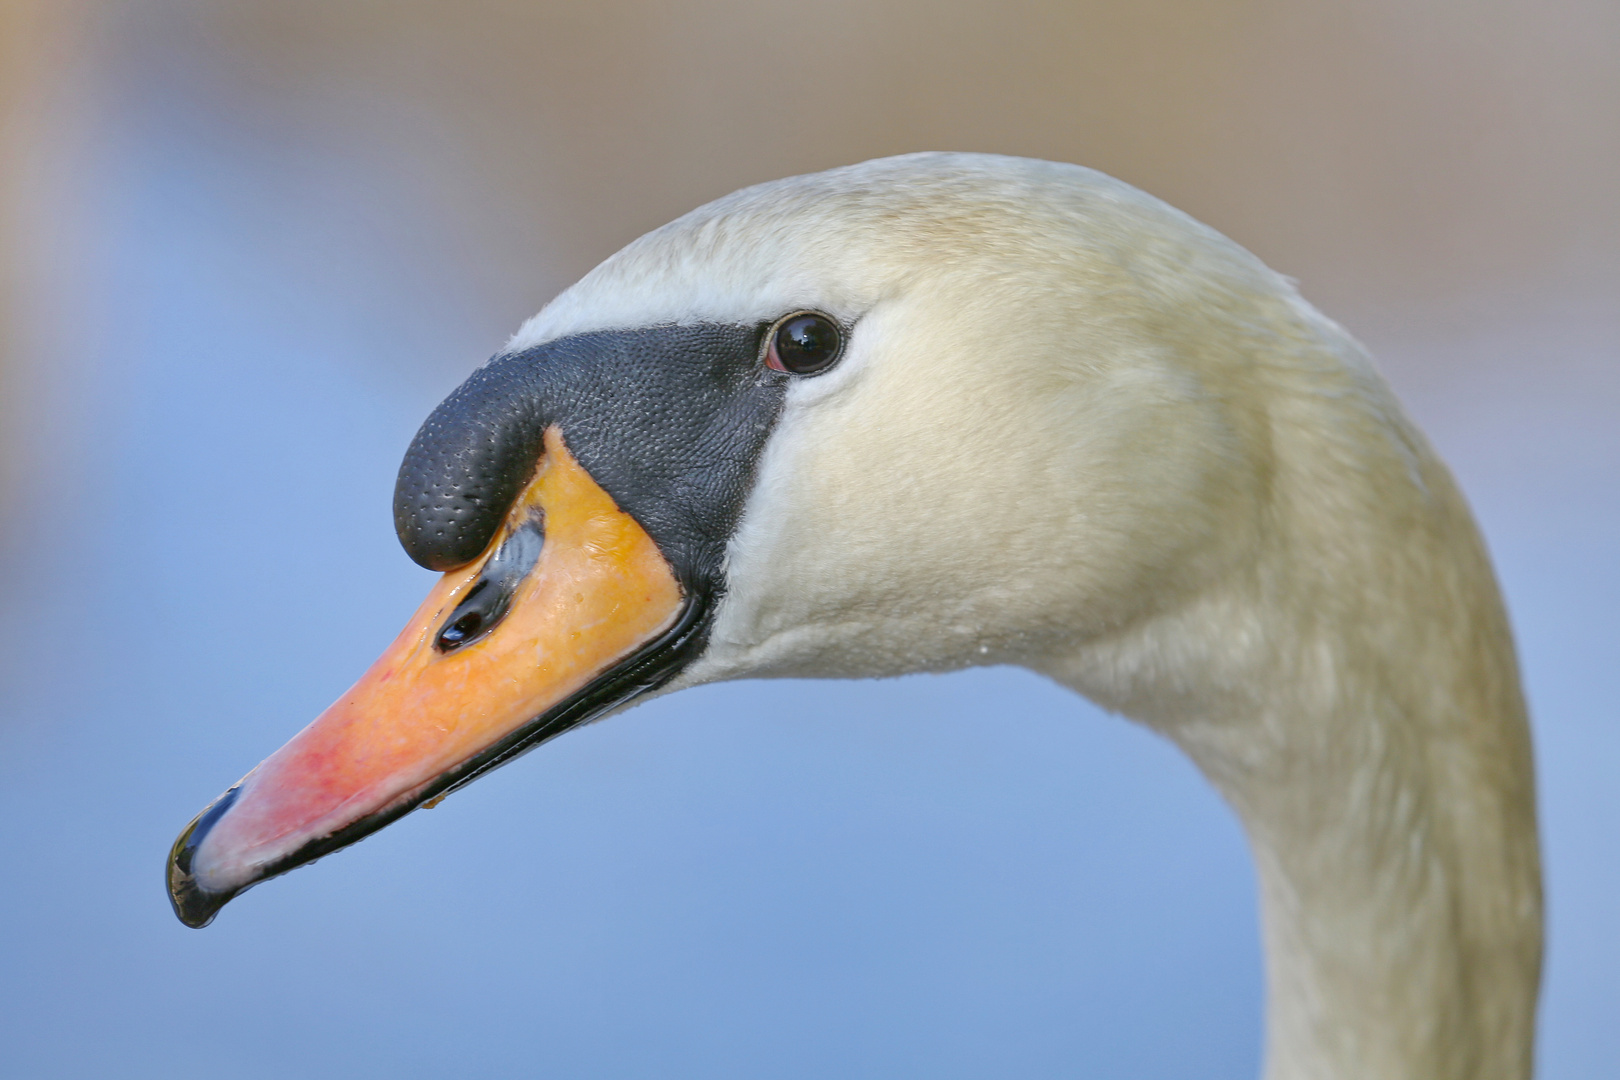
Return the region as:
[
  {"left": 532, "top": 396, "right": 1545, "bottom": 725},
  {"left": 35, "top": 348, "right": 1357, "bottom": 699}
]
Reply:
[
  {"left": 167, "top": 864, "right": 232, "bottom": 929},
  {"left": 166, "top": 786, "right": 243, "bottom": 929}
]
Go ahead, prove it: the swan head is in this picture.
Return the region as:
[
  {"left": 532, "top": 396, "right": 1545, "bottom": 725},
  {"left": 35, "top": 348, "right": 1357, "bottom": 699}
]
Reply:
[{"left": 167, "top": 152, "right": 1320, "bottom": 927}]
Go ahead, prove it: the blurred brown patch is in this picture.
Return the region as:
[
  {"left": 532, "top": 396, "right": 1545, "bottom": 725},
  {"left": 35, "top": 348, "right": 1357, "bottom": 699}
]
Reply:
[
  {"left": 0, "top": 0, "right": 53, "bottom": 513},
  {"left": 185, "top": 0, "right": 1620, "bottom": 329}
]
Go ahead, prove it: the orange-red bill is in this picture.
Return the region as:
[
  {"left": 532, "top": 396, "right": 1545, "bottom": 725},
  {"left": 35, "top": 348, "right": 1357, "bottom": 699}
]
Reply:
[{"left": 169, "top": 428, "right": 685, "bottom": 927}]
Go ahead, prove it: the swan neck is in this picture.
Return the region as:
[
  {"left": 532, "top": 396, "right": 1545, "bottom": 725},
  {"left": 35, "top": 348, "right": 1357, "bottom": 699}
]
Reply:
[
  {"left": 1047, "top": 429, "right": 1542, "bottom": 1080},
  {"left": 1230, "top": 669, "right": 1544, "bottom": 1080}
]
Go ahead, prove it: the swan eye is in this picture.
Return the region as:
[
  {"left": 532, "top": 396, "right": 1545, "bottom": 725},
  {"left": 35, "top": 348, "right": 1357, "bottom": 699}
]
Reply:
[{"left": 766, "top": 312, "right": 843, "bottom": 375}]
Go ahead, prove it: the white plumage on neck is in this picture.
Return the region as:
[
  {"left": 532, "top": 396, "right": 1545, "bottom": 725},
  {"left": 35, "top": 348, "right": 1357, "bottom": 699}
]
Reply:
[{"left": 519, "top": 153, "right": 1542, "bottom": 1079}]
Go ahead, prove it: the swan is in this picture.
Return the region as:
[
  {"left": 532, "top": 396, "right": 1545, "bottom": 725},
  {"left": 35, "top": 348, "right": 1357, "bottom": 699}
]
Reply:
[{"left": 166, "top": 152, "right": 1542, "bottom": 1079}]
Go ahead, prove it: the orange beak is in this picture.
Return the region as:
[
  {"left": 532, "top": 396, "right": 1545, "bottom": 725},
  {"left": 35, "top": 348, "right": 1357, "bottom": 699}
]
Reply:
[{"left": 168, "top": 428, "right": 689, "bottom": 927}]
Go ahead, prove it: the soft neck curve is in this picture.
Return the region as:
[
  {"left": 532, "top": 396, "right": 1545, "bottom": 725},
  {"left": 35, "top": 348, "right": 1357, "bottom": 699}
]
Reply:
[{"left": 1042, "top": 335, "right": 1542, "bottom": 1080}]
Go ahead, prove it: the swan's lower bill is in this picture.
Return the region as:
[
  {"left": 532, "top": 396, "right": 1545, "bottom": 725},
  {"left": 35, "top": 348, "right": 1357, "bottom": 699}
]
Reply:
[{"left": 167, "top": 430, "right": 686, "bottom": 927}]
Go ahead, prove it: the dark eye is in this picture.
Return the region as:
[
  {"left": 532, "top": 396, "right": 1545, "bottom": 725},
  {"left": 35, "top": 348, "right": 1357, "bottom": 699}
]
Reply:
[{"left": 766, "top": 312, "right": 843, "bottom": 375}]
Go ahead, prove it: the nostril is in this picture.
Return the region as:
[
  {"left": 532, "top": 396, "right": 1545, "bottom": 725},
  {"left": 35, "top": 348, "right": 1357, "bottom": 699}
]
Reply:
[
  {"left": 433, "top": 515, "right": 545, "bottom": 653},
  {"left": 438, "top": 612, "right": 485, "bottom": 649}
]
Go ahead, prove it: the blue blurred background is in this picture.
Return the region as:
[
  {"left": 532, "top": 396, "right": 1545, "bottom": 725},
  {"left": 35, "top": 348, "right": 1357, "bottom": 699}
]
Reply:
[{"left": 0, "top": 2, "right": 1614, "bottom": 1076}]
